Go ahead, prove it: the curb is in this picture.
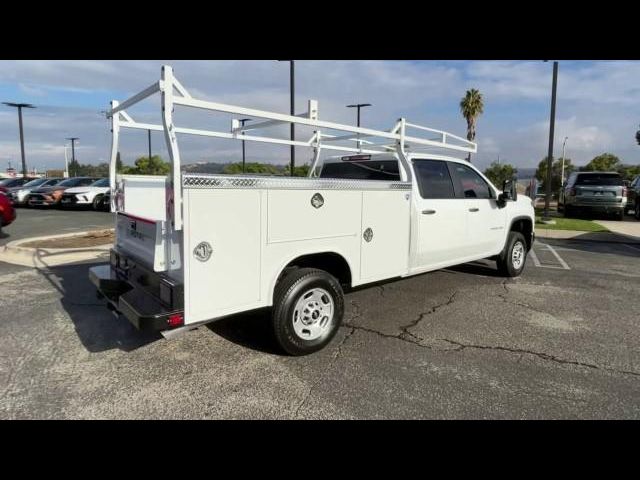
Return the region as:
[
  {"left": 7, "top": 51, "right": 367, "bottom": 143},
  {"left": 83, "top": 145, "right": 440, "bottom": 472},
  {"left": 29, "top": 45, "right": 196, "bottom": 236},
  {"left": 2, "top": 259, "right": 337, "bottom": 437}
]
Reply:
[
  {"left": 536, "top": 229, "right": 640, "bottom": 245},
  {"left": 0, "top": 229, "right": 114, "bottom": 268}
]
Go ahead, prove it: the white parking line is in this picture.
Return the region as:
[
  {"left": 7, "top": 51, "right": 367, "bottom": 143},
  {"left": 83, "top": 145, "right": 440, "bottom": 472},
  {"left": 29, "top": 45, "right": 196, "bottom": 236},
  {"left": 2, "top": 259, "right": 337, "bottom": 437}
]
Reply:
[
  {"left": 529, "top": 243, "right": 571, "bottom": 270},
  {"left": 528, "top": 248, "right": 541, "bottom": 267}
]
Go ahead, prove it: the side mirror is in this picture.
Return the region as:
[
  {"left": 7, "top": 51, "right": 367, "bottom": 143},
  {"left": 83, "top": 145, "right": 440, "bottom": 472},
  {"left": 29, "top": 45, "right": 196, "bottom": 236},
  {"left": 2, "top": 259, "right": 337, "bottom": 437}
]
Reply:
[{"left": 498, "top": 177, "right": 518, "bottom": 208}]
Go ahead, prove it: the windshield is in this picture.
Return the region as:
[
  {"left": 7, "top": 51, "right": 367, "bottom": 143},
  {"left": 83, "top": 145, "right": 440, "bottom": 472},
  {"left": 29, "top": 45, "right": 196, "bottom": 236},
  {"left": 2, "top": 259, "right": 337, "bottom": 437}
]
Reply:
[
  {"left": 23, "top": 178, "right": 49, "bottom": 188},
  {"left": 90, "top": 178, "right": 109, "bottom": 187},
  {"left": 575, "top": 173, "right": 624, "bottom": 186},
  {"left": 320, "top": 161, "right": 400, "bottom": 181}
]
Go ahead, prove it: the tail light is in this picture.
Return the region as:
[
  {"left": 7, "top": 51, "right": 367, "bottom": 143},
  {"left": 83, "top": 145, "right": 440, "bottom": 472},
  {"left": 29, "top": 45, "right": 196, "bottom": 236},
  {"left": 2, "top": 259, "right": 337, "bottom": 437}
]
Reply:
[{"left": 167, "top": 314, "right": 184, "bottom": 328}]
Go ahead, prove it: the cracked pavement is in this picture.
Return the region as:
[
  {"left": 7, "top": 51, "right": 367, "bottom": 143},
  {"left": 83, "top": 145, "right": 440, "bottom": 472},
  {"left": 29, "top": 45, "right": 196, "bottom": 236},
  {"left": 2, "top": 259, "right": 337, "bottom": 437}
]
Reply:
[{"left": 1, "top": 238, "right": 639, "bottom": 419}]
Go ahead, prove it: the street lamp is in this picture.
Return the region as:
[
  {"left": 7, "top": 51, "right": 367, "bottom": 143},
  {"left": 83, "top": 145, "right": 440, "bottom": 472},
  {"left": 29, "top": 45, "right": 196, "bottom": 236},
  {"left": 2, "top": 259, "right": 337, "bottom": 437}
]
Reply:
[
  {"left": 239, "top": 118, "right": 252, "bottom": 173},
  {"left": 66, "top": 137, "right": 79, "bottom": 176},
  {"left": 2, "top": 102, "right": 36, "bottom": 177},
  {"left": 542, "top": 61, "right": 559, "bottom": 223},
  {"left": 278, "top": 60, "right": 295, "bottom": 176}
]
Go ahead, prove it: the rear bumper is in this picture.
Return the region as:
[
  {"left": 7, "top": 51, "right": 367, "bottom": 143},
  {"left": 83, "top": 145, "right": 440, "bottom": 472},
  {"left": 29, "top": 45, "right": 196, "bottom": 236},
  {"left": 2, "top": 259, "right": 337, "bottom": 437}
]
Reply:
[
  {"left": 568, "top": 203, "right": 625, "bottom": 213},
  {"left": 89, "top": 263, "right": 184, "bottom": 332}
]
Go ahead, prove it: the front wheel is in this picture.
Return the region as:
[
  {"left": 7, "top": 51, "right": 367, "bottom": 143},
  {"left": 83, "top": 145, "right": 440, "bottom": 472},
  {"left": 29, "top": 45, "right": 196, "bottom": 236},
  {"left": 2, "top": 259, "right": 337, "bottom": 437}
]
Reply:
[
  {"left": 272, "top": 268, "right": 344, "bottom": 356},
  {"left": 497, "top": 231, "right": 527, "bottom": 277},
  {"left": 92, "top": 195, "right": 103, "bottom": 211}
]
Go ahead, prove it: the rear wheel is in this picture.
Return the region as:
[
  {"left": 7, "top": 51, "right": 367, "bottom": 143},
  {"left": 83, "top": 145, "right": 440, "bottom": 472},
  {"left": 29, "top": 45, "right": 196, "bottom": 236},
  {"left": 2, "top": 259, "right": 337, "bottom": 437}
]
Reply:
[
  {"left": 272, "top": 268, "right": 344, "bottom": 356},
  {"left": 497, "top": 231, "right": 527, "bottom": 277}
]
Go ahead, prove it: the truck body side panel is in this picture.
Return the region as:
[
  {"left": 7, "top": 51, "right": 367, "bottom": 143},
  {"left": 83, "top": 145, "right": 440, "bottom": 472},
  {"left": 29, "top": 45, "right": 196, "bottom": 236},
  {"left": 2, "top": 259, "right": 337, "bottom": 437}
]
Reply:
[
  {"left": 183, "top": 188, "right": 262, "bottom": 324},
  {"left": 359, "top": 190, "right": 411, "bottom": 282}
]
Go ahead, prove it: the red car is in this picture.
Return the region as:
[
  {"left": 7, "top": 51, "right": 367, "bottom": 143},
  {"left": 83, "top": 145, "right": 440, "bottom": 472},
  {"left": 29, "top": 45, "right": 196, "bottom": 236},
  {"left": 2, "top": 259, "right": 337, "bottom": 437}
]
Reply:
[{"left": 0, "top": 190, "right": 17, "bottom": 234}]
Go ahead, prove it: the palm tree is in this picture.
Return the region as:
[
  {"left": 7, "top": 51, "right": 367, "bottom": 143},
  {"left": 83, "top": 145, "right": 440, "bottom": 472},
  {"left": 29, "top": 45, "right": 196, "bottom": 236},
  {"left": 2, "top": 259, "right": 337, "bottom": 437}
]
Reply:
[{"left": 460, "top": 89, "right": 484, "bottom": 162}]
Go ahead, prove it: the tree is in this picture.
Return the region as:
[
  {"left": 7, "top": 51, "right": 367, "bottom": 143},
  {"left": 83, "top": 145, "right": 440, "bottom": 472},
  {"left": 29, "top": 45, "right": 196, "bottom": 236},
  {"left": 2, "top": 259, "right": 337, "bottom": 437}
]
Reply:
[
  {"left": 616, "top": 164, "right": 640, "bottom": 181},
  {"left": 122, "top": 155, "right": 170, "bottom": 175},
  {"left": 483, "top": 161, "right": 517, "bottom": 188},
  {"left": 284, "top": 163, "right": 310, "bottom": 177},
  {"left": 582, "top": 153, "right": 620, "bottom": 172},
  {"left": 459, "top": 88, "right": 484, "bottom": 162},
  {"left": 635, "top": 125, "right": 640, "bottom": 146},
  {"left": 68, "top": 158, "right": 81, "bottom": 177},
  {"left": 535, "top": 156, "right": 575, "bottom": 193},
  {"left": 222, "top": 162, "right": 281, "bottom": 175},
  {"left": 116, "top": 152, "right": 124, "bottom": 173}
]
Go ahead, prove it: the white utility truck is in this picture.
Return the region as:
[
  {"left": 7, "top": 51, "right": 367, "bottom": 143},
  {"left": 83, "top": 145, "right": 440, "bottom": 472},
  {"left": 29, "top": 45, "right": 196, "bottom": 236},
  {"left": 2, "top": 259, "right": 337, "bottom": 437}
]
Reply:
[{"left": 90, "top": 65, "right": 535, "bottom": 355}]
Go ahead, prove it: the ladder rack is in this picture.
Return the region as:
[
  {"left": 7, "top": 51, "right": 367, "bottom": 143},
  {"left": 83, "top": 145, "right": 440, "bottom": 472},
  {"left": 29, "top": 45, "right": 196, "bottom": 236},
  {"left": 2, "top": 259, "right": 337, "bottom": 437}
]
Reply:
[{"left": 107, "top": 65, "right": 477, "bottom": 231}]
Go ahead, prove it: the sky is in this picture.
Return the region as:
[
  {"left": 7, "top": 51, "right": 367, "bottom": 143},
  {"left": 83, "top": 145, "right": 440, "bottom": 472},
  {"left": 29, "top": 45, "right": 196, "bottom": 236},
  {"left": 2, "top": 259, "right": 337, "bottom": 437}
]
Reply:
[{"left": 0, "top": 60, "right": 639, "bottom": 173}]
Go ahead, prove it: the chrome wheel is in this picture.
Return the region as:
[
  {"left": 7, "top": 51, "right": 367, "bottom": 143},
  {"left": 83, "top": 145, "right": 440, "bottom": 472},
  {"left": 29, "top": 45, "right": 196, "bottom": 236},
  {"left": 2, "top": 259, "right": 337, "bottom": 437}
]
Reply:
[
  {"left": 512, "top": 241, "right": 525, "bottom": 270},
  {"left": 292, "top": 288, "right": 334, "bottom": 341}
]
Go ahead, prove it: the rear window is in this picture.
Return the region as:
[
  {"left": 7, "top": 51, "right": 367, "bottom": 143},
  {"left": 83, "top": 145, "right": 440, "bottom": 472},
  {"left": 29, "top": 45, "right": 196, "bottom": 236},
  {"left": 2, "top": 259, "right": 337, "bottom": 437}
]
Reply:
[
  {"left": 575, "top": 173, "right": 624, "bottom": 186},
  {"left": 320, "top": 161, "right": 400, "bottom": 181}
]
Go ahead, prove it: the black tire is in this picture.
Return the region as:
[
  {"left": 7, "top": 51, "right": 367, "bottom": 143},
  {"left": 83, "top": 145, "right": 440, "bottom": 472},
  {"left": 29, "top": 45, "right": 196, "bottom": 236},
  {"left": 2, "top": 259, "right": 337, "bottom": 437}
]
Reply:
[
  {"left": 497, "top": 231, "right": 527, "bottom": 277},
  {"left": 92, "top": 195, "right": 103, "bottom": 211},
  {"left": 614, "top": 210, "right": 624, "bottom": 221},
  {"left": 564, "top": 205, "right": 573, "bottom": 218},
  {"left": 635, "top": 200, "right": 640, "bottom": 221},
  {"left": 272, "top": 267, "right": 344, "bottom": 356}
]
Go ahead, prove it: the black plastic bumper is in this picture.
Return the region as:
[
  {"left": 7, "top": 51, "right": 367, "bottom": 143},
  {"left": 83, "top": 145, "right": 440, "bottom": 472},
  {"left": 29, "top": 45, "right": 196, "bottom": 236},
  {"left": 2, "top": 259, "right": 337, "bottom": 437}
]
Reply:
[{"left": 89, "top": 264, "right": 184, "bottom": 331}]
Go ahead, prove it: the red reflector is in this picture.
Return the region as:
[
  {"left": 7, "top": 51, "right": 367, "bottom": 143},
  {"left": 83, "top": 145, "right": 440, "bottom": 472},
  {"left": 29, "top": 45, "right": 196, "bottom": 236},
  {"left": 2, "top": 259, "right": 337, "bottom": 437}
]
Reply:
[{"left": 167, "top": 314, "right": 184, "bottom": 328}]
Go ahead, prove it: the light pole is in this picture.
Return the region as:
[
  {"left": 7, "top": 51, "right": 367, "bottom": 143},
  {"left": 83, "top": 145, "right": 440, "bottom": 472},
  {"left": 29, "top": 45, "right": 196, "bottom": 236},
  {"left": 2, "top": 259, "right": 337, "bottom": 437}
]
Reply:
[
  {"left": 2, "top": 102, "right": 36, "bottom": 178},
  {"left": 239, "top": 118, "right": 252, "bottom": 173},
  {"left": 66, "top": 137, "right": 79, "bottom": 176},
  {"left": 347, "top": 103, "right": 372, "bottom": 150},
  {"left": 148, "top": 129, "right": 152, "bottom": 162},
  {"left": 278, "top": 60, "right": 295, "bottom": 176},
  {"left": 64, "top": 144, "right": 69, "bottom": 178},
  {"left": 560, "top": 136, "right": 568, "bottom": 188},
  {"left": 542, "top": 61, "right": 558, "bottom": 223}
]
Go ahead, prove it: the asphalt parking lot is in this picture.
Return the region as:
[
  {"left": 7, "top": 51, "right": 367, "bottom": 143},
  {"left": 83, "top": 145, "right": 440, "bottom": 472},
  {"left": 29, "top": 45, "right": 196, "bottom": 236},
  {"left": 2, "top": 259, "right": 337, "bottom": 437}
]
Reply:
[
  {"left": 0, "top": 207, "right": 114, "bottom": 246},
  {"left": 1, "top": 233, "right": 639, "bottom": 419}
]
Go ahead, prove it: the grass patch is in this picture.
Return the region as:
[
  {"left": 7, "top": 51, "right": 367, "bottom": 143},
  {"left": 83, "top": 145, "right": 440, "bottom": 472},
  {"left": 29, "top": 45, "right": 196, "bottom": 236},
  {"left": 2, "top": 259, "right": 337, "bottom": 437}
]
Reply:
[{"left": 535, "top": 216, "right": 609, "bottom": 232}]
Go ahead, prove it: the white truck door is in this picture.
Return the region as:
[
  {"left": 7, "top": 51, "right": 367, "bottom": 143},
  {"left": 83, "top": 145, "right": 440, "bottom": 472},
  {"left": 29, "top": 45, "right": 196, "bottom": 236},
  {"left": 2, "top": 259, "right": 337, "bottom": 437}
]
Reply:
[
  {"left": 448, "top": 162, "right": 506, "bottom": 257},
  {"left": 410, "top": 159, "right": 467, "bottom": 270},
  {"left": 359, "top": 190, "right": 411, "bottom": 282}
]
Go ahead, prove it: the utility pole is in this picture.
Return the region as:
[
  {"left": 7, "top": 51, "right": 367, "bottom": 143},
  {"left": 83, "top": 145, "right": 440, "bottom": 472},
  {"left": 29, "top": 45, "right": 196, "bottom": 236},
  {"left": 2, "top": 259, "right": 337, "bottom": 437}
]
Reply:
[
  {"left": 542, "top": 61, "right": 558, "bottom": 223},
  {"left": 239, "top": 118, "right": 252, "bottom": 173},
  {"left": 66, "top": 137, "right": 79, "bottom": 176},
  {"left": 2, "top": 102, "right": 36, "bottom": 177}
]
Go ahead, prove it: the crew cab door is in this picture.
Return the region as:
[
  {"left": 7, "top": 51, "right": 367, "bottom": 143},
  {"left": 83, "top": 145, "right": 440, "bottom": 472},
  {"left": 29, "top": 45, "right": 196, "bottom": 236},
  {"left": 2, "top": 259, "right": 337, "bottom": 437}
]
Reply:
[
  {"left": 410, "top": 159, "right": 467, "bottom": 271},
  {"left": 448, "top": 162, "right": 506, "bottom": 258}
]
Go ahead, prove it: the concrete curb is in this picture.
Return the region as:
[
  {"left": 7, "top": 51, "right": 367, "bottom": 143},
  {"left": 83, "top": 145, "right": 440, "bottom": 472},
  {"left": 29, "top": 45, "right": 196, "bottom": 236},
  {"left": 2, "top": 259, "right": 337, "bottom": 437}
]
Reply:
[
  {"left": 0, "top": 229, "right": 114, "bottom": 268},
  {"left": 536, "top": 229, "right": 640, "bottom": 245}
]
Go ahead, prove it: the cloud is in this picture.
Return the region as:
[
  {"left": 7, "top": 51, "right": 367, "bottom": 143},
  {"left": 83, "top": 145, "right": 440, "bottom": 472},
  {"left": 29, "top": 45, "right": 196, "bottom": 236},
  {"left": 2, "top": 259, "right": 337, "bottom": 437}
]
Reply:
[{"left": 0, "top": 60, "right": 638, "bottom": 172}]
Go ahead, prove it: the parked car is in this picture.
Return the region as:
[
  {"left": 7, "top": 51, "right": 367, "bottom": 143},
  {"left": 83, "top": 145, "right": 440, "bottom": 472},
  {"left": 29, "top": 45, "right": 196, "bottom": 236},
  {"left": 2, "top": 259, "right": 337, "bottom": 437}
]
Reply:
[
  {"left": 7, "top": 177, "right": 63, "bottom": 206},
  {"left": 28, "top": 177, "right": 100, "bottom": 207},
  {"left": 0, "top": 176, "right": 36, "bottom": 195},
  {"left": 60, "top": 178, "right": 110, "bottom": 210},
  {"left": 0, "top": 190, "right": 17, "bottom": 235},
  {"left": 627, "top": 175, "right": 640, "bottom": 220},
  {"left": 558, "top": 171, "right": 627, "bottom": 220}
]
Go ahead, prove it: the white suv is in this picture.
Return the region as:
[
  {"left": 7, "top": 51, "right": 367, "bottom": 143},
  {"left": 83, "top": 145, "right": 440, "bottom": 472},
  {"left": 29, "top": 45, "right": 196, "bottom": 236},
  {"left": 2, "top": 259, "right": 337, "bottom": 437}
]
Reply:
[{"left": 60, "top": 178, "right": 110, "bottom": 210}]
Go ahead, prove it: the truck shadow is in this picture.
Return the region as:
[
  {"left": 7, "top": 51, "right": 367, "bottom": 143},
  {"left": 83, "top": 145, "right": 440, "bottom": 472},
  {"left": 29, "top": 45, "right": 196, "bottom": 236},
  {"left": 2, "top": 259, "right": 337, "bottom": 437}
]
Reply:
[
  {"left": 39, "top": 261, "right": 161, "bottom": 353},
  {"left": 206, "top": 309, "right": 282, "bottom": 355}
]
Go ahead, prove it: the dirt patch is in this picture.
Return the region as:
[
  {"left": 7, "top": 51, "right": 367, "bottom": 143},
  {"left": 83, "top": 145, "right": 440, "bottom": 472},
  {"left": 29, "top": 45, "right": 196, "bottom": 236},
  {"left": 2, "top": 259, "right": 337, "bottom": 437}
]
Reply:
[{"left": 21, "top": 230, "right": 114, "bottom": 249}]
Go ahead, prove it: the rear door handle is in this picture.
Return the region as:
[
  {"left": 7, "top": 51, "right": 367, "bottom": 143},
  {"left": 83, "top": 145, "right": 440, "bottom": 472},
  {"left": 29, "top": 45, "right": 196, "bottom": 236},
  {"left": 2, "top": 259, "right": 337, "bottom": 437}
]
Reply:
[
  {"left": 422, "top": 209, "right": 436, "bottom": 215},
  {"left": 469, "top": 208, "right": 480, "bottom": 212}
]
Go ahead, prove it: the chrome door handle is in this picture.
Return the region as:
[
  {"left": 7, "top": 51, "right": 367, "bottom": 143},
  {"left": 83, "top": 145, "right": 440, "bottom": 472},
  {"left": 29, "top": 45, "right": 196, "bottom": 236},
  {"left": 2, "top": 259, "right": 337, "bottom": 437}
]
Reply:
[
  {"left": 422, "top": 209, "right": 436, "bottom": 215},
  {"left": 469, "top": 208, "right": 480, "bottom": 212}
]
